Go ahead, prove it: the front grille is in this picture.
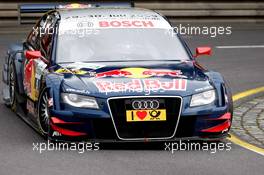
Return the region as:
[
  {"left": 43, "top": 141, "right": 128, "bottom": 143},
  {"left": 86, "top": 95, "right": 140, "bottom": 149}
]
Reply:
[{"left": 108, "top": 96, "right": 182, "bottom": 140}]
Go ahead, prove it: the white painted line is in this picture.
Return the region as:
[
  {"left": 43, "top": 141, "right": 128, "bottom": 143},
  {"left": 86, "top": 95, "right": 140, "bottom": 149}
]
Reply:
[{"left": 216, "top": 45, "right": 264, "bottom": 49}]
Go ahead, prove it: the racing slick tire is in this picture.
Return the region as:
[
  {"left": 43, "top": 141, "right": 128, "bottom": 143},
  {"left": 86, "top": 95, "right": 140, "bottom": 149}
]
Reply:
[{"left": 37, "top": 87, "right": 50, "bottom": 137}]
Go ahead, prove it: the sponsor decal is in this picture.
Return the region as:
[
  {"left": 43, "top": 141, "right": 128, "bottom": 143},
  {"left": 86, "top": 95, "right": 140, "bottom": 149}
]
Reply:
[
  {"left": 96, "top": 69, "right": 133, "bottom": 78},
  {"left": 59, "top": 18, "right": 172, "bottom": 31},
  {"left": 99, "top": 20, "right": 154, "bottom": 28},
  {"left": 55, "top": 68, "right": 87, "bottom": 75},
  {"left": 143, "top": 79, "right": 187, "bottom": 91},
  {"left": 64, "top": 14, "right": 160, "bottom": 20},
  {"left": 27, "top": 100, "right": 35, "bottom": 115},
  {"left": 65, "top": 88, "right": 90, "bottom": 94},
  {"left": 94, "top": 79, "right": 187, "bottom": 93},
  {"left": 24, "top": 59, "right": 47, "bottom": 101},
  {"left": 143, "top": 69, "right": 183, "bottom": 77},
  {"left": 195, "top": 85, "right": 213, "bottom": 92},
  {"left": 126, "top": 109, "right": 166, "bottom": 122},
  {"left": 35, "top": 59, "right": 47, "bottom": 99},
  {"left": 59, "top": 3, "right": 91, "bottom": 9},
  {"left": 52, "top": 131, "right": 62, "bottom": 137},
  {"left": 24, "top": 59, "right": 35, "bottom": 97},
  {"left": 65, "top": 62, "right": 104, "bottom": 70},
  {"left": 95, "top": 67, "right": 186, "bottom": 79}
]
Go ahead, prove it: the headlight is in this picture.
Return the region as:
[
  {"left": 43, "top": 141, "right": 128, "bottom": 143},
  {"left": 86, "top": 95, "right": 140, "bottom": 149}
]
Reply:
[
  {"left": 190, "top": 90, "right": 216, "bottom": 107},
  {"left": 61, "top": 93, "right": 99, "bottom": 109}
]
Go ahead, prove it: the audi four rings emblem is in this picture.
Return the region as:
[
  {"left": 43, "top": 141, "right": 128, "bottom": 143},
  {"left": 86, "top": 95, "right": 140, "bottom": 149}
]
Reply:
[{"left": 132, "top": 100, "right": 160, "bottom": 109}]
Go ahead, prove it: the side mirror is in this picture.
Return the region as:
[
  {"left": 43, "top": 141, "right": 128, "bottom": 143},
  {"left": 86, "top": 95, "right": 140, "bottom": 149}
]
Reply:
[
  {"left": 25, "top": 50, "right": 42, "bottom": 60},
  {"left": 194, "top": 47, "right": 212, "bottom": 58}
]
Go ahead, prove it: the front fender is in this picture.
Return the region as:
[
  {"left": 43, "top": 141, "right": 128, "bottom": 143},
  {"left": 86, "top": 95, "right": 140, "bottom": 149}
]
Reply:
[
  {"left": 205, "top": 71, "right": 233, "bottom": 110},
  {"left": 45, "top": 73, "right": 64, "bottom": 111}
]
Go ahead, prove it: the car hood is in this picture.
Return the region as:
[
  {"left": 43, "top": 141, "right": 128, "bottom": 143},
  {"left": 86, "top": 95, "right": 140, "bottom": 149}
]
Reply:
[{"left": 53, "top": 61, "right": 213, "bottom": 98}]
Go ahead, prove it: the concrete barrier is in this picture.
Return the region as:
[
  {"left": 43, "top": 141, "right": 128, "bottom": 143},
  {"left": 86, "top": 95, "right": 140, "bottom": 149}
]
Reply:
[{"left": 0, "top": 3, "right": 18, "bottom": 25}]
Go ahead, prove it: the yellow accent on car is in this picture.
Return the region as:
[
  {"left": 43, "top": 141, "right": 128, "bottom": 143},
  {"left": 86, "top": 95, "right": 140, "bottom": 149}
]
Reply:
[{"left": 126, "top": 109, "right": 166, "bottom": 122}]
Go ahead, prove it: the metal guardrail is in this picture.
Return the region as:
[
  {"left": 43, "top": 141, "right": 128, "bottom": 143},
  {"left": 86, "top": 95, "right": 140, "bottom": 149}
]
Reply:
[
  {"left": 0, "top": 3, "right": 18, "bottom": 25},
  {"left": 136, "top": 2, "right": 264, "bottom": 18},
  {"left": 0, "top": 2, "right": 264, "bottom": 25}
]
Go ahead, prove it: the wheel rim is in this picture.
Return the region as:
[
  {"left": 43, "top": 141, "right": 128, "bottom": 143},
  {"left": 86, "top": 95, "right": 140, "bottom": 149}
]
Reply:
[
  {"left": 39, "top": 89, "right": 49, "bottom": 134},
  {"left": 9, "top": 64, "right": 15, "bottom": 105}
]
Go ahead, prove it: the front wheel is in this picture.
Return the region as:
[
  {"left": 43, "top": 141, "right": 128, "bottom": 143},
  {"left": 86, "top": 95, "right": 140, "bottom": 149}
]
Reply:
[{"left": 37, "top": 87, "right": 50, "bottom": 136}]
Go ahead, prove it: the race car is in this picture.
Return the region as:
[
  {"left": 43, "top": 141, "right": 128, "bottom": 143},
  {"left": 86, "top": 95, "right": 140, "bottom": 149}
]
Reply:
[{"left": 2, "top": 3, "right": 233, "bottom": 142}]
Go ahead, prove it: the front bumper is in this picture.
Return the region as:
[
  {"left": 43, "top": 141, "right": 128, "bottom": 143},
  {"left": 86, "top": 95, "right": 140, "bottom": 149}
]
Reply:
[{"left": 48, "top": 96, "right": 232, "bottom": 142}]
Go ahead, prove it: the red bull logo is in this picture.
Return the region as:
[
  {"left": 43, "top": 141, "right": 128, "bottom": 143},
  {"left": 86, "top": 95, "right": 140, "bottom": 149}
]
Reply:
[
  {"left": 95, "top": 69, "right": 132, "bottom": 78},
  {"left": 94, "top": 79, "right": 187, "bottom": 93},
  {"left": 142, "top": 69, "right": 182, "bottom": 77},
  {"left": 95, "top": 67, "right": 185, "bottom": 79}
]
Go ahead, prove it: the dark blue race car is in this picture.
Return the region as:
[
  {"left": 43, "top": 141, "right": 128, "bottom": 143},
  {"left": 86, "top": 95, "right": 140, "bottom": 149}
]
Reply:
[{"left": 2, "top": 4, "right": 233, "bottom": 142}]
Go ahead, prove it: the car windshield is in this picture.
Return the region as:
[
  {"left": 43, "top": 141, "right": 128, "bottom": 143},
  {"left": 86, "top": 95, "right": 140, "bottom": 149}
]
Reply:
[{"left": 56, "top": 28, "right": 190, "bottom": 63}]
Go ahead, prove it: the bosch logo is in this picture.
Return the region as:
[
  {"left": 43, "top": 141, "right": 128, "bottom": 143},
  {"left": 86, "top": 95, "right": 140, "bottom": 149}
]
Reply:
[{"left": 132, "top": 100, "right": 159, "bottom": 110}]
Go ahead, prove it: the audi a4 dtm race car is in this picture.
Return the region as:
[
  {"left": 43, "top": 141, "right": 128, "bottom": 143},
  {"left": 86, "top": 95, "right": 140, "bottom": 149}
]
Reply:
[{"left": 2, "top": 3, "right": 233, "bottom": 142}]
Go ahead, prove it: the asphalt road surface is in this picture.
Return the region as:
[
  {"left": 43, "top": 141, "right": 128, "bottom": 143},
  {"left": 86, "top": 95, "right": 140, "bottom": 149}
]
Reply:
[{"left": 0, "top": 23, "right": 264, "bottom": 175}]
